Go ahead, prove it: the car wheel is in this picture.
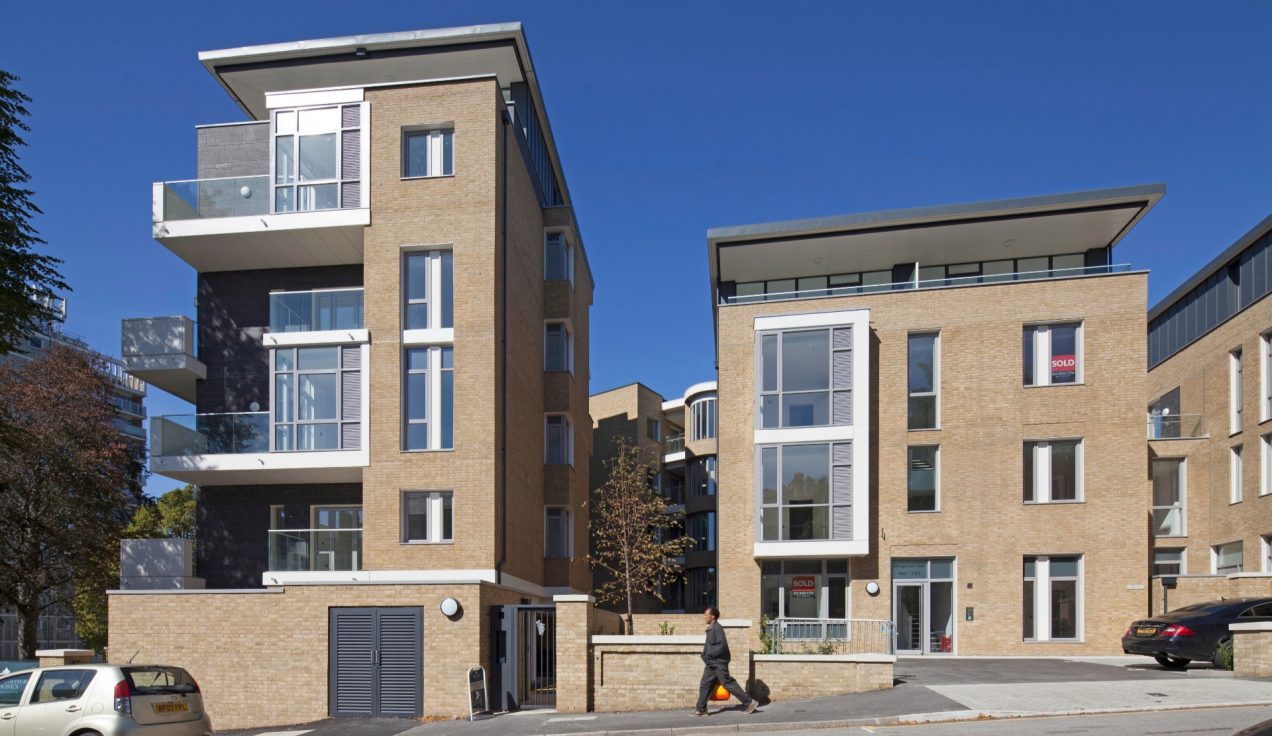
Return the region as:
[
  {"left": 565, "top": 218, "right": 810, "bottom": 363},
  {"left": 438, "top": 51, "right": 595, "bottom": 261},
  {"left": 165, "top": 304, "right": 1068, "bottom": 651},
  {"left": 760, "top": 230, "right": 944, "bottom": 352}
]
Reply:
[
  {"left": 1153, "top": 654, "right": 1190, "bottom": 668},
  {"left": 1213, "top": 638, "right": 1233, "bottom": 669}
]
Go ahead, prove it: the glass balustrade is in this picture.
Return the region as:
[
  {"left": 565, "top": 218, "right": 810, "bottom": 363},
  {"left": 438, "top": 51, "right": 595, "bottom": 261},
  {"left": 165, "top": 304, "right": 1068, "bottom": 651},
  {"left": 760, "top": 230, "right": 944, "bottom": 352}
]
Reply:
[
  {"left": 154, "top": 413, "right": 269, "bottom": 456},
  {"left": 269, "top": 288, "right": 364, "bottom": 333},
  {"left": 267, "top": 529, "right": 363, "bottom": 572}
]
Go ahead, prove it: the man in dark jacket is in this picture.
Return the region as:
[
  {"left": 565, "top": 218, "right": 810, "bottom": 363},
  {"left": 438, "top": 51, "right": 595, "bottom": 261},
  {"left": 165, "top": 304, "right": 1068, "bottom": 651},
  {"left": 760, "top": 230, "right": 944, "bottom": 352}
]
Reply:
[{"left": 693, "top": 606, "right": 758, "bottom": 716}]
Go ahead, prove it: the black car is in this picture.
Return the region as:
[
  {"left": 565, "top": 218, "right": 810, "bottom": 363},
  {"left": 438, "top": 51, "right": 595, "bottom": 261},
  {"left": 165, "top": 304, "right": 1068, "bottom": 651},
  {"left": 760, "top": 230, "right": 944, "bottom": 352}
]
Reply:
[{"left": 1122, "top": 597, "right": 1272, "bottom": 668}]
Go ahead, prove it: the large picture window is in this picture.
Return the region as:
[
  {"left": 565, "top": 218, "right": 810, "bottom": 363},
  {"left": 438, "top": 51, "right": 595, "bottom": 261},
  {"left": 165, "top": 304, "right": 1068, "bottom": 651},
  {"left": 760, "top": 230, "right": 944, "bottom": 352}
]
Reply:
[
  {"left": 759, "top": 443, "right": 852, "bottom": 542},
  {"left": 273, "top": 104, "right": 361, "bottom": 212},
  {"left": 1023, "top": 555, "right": 1081, "bottom": 641},
  {"left": 1024, "top": 323, "right": 1082, "bottom": 386},
  {"left": 403, "top": 347, "right": 454, "bottom": 450},
  {"left": 759, "top": 327, "right": 854, "bottom": 428},
  {"left": 272, "top": 346, "right": 361, "bottom": 451},
  {"left": 908, "top": 333, "right": 939, "bottom": 429},
  {"left": 760, "top": 559, "right": 849, "bottom": 623}
]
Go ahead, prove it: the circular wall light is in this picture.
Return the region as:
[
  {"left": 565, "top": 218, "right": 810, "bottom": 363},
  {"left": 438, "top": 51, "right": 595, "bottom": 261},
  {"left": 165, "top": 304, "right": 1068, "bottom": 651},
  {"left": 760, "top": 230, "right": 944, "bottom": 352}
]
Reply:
[
  {"left": 865, "top": 581, "right": 881, "bottom": 596},
  {"left": 439, "top": 597, "right": 460, "bottom": 617}
]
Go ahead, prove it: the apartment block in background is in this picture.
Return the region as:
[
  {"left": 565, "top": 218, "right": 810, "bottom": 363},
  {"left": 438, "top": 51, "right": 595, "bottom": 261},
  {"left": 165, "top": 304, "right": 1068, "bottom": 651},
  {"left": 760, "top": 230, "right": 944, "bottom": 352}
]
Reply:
[
  {"left": 1146, "top": 211, "right": 1272, "bottom": 611},
  {"left": 591, "top": 381, "right": 718, "bottom": 613},
  {"left": 111, "top": 24, "right": 592, "bottom": 728},
  {"left": 709, "top": 185, "right": 1160, "bottom": 655}
]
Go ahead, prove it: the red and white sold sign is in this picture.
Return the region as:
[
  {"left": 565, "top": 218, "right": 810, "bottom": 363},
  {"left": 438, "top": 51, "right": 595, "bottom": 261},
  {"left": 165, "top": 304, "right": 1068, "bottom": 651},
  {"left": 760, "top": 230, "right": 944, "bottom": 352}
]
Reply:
[
  {"left": 791, "top": 575, "right": 817, "bottom": 598},
  {"left": 1051, "top": 354, "right": 1076, "bottom": 380}
]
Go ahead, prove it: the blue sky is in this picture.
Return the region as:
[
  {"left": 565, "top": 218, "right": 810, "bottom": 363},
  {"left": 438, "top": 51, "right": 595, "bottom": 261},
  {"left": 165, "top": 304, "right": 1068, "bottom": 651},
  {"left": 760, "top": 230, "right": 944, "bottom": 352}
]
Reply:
[{"left": 5, "top": 2, "right": 1272, "bottom": 494}]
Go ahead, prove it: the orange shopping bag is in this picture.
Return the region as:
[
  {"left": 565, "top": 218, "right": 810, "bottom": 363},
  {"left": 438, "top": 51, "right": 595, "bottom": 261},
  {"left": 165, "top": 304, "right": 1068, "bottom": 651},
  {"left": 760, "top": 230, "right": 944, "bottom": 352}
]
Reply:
[{"left": 710, "top": 682, "right": 730, "bottom": 701}]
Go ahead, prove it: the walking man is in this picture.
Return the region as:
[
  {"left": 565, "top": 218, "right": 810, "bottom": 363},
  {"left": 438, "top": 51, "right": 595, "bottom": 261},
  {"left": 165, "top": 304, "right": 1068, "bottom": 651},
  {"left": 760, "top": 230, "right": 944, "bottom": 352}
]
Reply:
[{"left": 693, "top": 606, "right": 758, "bottom": 716}]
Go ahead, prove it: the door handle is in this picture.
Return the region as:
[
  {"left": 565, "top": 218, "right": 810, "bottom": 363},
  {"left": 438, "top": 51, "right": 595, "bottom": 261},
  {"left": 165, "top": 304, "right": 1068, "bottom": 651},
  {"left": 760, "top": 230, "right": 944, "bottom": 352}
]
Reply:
[
  {"left": 65, "top": 705, "right": 81, "bottom": 712},
  {"left": 1, "top": 713, "right": 14, "bottom": 720}
]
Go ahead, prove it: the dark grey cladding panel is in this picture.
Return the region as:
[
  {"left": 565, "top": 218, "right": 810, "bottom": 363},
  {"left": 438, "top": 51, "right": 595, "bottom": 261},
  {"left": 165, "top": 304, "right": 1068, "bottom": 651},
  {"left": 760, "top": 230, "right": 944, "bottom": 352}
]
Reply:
[
  {"left": 196, "top": 123, "right": 270, "bottom": 180},
  {"left": 196, "top": 265, "right": 363, "bottom": 414},
  {"left": 195, "top": 483, "right": 362, "bottom": 589}
]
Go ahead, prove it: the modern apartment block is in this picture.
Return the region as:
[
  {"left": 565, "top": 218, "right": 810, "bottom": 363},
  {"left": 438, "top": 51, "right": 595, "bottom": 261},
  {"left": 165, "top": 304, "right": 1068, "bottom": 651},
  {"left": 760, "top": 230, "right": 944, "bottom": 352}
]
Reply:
[
  {"left": 708, "top": 185, "right": 1160, "bottom": 655},
  {"left": 111, "top": 24, "right": 592, "bottom": 726},
  {"left": 1146, "top": 211, "right": 1272, "bottom": 609},
  {"left": 590, "top": 381, "right": 718, "bottom": 613}
]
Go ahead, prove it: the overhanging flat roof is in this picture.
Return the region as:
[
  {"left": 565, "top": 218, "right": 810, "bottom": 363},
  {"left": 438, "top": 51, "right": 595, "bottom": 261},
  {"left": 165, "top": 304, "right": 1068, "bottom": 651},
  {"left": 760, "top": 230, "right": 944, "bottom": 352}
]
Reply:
[
  {"left": 1148, "top": 210, "right": 1272, "bottom": 322},
  {"left": 708, "top": 184, "right": 1164, "bottom": 291}
]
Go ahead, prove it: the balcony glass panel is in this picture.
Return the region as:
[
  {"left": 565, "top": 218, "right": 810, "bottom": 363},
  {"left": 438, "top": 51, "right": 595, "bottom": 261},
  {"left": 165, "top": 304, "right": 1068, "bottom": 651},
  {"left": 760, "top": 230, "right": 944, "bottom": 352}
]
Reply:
[
  {"left": 155, "top": 413, "right": 268, "bottom": 456},
  {"left": 161, "top": 176, "right": 269, "bottom": 220},
  {"left": 267, "top": 529, "right": 362, "bottom": 572},
  {"left": 269, "top": 289, "right": 364, "bottom": 333}
]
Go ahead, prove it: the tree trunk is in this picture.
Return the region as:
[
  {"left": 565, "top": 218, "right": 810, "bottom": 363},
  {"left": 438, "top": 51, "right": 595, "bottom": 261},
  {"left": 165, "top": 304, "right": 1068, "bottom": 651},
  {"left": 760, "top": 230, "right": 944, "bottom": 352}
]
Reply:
[{"left": 16, "top": 601, "right": 39, "bottom": 660}]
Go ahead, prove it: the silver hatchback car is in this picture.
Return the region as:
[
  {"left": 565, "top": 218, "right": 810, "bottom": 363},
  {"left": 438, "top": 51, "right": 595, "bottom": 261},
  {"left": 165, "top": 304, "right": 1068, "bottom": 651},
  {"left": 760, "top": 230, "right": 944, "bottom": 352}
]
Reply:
[{"left": 0, "top": 663, "right": 212, "bottom": 736}]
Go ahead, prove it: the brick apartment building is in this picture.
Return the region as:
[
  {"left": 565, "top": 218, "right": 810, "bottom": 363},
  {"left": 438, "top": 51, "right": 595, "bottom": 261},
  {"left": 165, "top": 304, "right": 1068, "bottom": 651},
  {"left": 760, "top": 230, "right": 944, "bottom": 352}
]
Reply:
[{"left": 110, "top": 24, "right": 592, "bottom": 727}]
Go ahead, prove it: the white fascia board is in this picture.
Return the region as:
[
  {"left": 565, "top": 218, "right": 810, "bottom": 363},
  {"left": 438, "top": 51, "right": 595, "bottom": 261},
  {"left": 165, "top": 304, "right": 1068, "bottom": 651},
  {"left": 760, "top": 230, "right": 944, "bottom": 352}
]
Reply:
[
  {"left": 661, "top": 398, "right": 685, "bottom": 412},
  {"left": 753, "top": 540, "right": 870, "bottom": 558},
  {"left": 403, "top": 328, "right": 455, "bottom": 346},
  {"left": 156, "top": 208, "right": 370, "bottom": 239},
  {"left": 683, "top": 381, "right": 718, "bottom": 402},
  {"left": 552, "top": 594, "right": 594, "bottom": 603},
  {"left": 152, "top": 449, "right": 368, "bottom": 474},
  {"left": 257, "top": 568, "right": 565, "bottom": 601},
  {"left": 663, "top": 450, "right": 686, "bottom": 465},
  {"left": 266, "top": 88, "right": 364, "bottom": 109},
  {"left": 754, "top": 426, "right": 854, "bottom": 445},
  {"left": 264, "top": 329, "right": 370, "bottom": 348},
  {"left": 755, "top": 308, "right": 870, "bottom": 331}
]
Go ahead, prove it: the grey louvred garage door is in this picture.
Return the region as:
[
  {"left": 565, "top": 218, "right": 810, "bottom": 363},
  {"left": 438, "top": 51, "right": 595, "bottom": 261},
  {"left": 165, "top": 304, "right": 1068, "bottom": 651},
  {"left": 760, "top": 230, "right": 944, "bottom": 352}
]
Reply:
[{"left": 330, "top": 607, "right": 422, "bottom": 718}]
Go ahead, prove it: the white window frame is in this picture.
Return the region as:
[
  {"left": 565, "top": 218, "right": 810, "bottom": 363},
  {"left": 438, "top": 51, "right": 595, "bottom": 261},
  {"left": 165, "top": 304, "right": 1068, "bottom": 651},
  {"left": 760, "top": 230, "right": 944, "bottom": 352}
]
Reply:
[
  {"left": 401, "top": 127, "right": 455, "bottom": 179},
  {"left": 1232, "top": 444, "right": 1244, "bottom": 504},
  {"left": 270, "top": 346, "right": 359, "bottom": 452},
  {"left": 1232, "top": 348, "right": 1244, "bottom": 435},
  {"left": 1151, "top": 457, "right": 1186, "bottom": 537},
  {"left": 545, "top": 414, "right": 575, "bottom": 466},
  {"left": 908, "top": 331, "right": 940, "bottom": 430},
  {"left": 1152, "top": 548, "right": 1186, "bottom": 577},
  {"left": 1024, "top": 439, "right": 1084, "bottom": 504},
  {"left": 1262, "top": 332, "right": 1272, "bottom": 423},
  {"left": 544, "top": 321, "right": 574, "bottom": 374},
  {"left": 401, "top": 491, "right": 454, "bottom": 544},
  {"left": 1263, "top": 434, "right": 1272, "bottom": 496},
  {"left": 907, "top": 445, "right": 940, "bottom": 513},
  {"left": 403, "top": 346, "right": 454, "bottom": 451},
  {"left": 1263, "top": 535, "right": 1272, "bottom": 573},
  {"left": 544, "top": 506, "right": 573, "bottom": 559},
  {"left": 1023, "top": 555, "right": 1084, "bottom": 643},
  {"left": 401, "top": 248, "right": 454, "bottom": 336},
  {"left": 691, "top": 396, "right": 718, "bottom": 441},
  {"left": 544, "top": 230, "right": 574, "bottom": 285},
  {"left": 1213, "top": 540, "right": 1244, "bottom": 575},
  {"left": 1024, "top": 322, "right": 1084, "bottom": 387}
]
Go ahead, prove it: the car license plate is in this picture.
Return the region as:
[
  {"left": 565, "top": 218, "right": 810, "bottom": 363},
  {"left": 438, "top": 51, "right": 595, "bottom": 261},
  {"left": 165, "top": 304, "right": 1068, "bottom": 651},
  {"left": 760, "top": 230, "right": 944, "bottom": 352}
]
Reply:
[
  {"left": 1136, "top": 626, "right": 1158, "bottom": 636},
  {"left": 153, "top": 702, "right": 189, "bottom": 714}
]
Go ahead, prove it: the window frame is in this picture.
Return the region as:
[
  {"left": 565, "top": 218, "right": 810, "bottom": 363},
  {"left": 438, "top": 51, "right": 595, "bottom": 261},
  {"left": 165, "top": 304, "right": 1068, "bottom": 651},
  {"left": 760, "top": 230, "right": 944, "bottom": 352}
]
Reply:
[
  {"left": 401, "top": 249, "right": 454, "bottom": 333},
  {"left": 1232, "top": 444, "right": 1244, "bottom": 504},
  {"left": 691, "top": 396, "right": 718, "bottom": 441},
  {"left": 545, "top": 414, "right": 575, "bottom": 466},
  {"left": 907, "top": 445, "right": 940, "bottom": 513},
  {"left": 544, "top": 230, "right": 574, "bottom": 284},
  {"left": 402, "top": 346, "right": 454, "bottom": 451},
  {"left": 1262, "top": 331, "right": 1272, "bottom": 423},
  {"left": 1151, "top": 457, "right": 1186, "bottom": 537},
  {"left": 907, "top": 332, "right": 940, "bottom": 430},
  {"left": 1213, "top": 540, "right": 1244, "bottom": 575},
  {"left": 758, "top": 328, "right": 839, "bottom": 429},
  {"left": 1152, "top": 548, "right": 1186, "bottom": 577},
  {"left": 400, "top": 126, "right": 455, "bottom": 179},
  {"left": 1023, "top": 322, "right": 1084, "bottom": 387},
  {"left": 270, "top": 346, "right": 360, "bottom": 452},
  {"left": 1264, "top": 434, "right": 1272, "bottom": 496},
  {"left": 544, "top": 506, "right": 573, "bottom": 559},
  {"left": 1263, "top": 534, "right": 1272, "bottom": 573},
  {"left": 272, "top": 105, "right": 354, "bottom": 214},
  {"left": 544, "top": 321, "right": 574, "bottom": 374},
  {"left": 1023, "top": 439, "right": 1084, "bottom": 504},
  {"left": 401, "top": 490, "right": 454, "bottom": 544},
  {"left": 758, "top": 443, "right": 834, "bottom": 542},
  {"left": 646, "top": 418, "right": 661, "bottom": 442},
  {"left": 1232, "top": 347, "right": 1244, "bottom": 435},
  {"left": 1023, "top": 555, "right": 1084, "bottom": 642}
]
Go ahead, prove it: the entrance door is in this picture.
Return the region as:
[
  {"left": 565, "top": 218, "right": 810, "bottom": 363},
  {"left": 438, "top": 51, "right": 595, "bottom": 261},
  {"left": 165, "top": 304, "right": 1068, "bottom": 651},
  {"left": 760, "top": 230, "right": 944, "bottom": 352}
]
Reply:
[
  {"left": 330, "top": 607, "right": 422, "bottom": 718},
  {"left": 892, "top": 558, "right": 956, "bottom": 654},
  {"left": 895, "top": 583, "right": 924, "bottom": 653},
  {"left": 495, "top": 605, "right": 556, "bottom": 710}
]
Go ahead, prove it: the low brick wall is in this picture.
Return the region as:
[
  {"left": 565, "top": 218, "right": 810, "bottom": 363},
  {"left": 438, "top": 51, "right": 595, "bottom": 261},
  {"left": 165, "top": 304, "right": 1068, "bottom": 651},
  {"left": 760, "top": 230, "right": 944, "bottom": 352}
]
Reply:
[
  {"left": 1231, "top": 622, "right": 1272, "bottom": 677},
  {"left": 751, "top": 655, "right": 894, "bottom": 702},
  {"left": 629, "top": 613, "right": 704, "bottom": 635},
  {"left": 591, "top": 638, "right": 709, "bottom": 711}
]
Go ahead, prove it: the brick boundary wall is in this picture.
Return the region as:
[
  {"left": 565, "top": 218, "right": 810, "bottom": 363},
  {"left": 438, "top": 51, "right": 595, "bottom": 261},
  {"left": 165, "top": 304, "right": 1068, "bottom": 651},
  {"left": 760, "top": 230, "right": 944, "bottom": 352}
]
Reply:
[{"left": 1230, "top": 622, "right": 1272, "bottom": 677}]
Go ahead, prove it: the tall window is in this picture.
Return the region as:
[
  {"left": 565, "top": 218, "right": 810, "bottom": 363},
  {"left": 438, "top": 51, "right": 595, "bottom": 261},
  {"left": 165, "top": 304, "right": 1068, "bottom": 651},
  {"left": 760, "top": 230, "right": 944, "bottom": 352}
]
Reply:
[
  {"left": 545, "top": 507, "right": 572, "bottom": 558},
  {"left": 688, "top": 457, "right": 717, "bottom": 498},
  {"left": 1023, "top": 440, "right": 1082, "bottom": 503},
  {"left": 1263, "top": 332, "right": 1272, "bottom": 422},
  {"left": 1151, "top": 458, "right": 1185, "bottom": 537},
  {"left": 908, "top": 446, "right": 938, "bottom": 512},
  {"left": 646, "top": 418, "right": 661, "bottom": 441},
  {"left": 908, "top": 333, "right": 939, "bottom": 429},
  {"left": 1153, "top": 548, "right": 1184, "bottom": 576},
  {"left": 545, "top": 415, "right": 574, "bottom": 465},
  {"left": 1232, "top": 445, "right": 1244, "bottom": 503},
  {"left": 273, "top": 104, "right": 361, "bottom": 212},
  {"left": 687, "top": 511, "right": 716, "bottom": 552},
  {"left": 691, "top": 397, "right": 718, "bottom": 441},
  {"left": 1264, "top": 434, "right": 1272, "bottom": 496},
  {"left": 1024, "top": 323, "right": 1082, "bottom": 386},
  {"left": 402, "top": 491, "right": 453, "bottom": 543},
  {"left": 544, "top": 231, "right": 573, "bottom": 283},
  {"left": 272, "top": 346, "right": 361, "bottom": 451},
  {"left": 403, "top": 250, "right": 454, "bottom": 330},
  {"left": 759, "top": 327, "right": 853, "bottom": 428},
  {"left": 1232, "top": 348, "right": 1244, "bottom": 434},
  {"left": 402, "top": 128, "right": 454, "bottom": 178},
  {"left": 1023, "top": 555, "right": 1081, "bottom": 641},
  {"left": 758, "top": 444, "right": 851, "bottom": 542},
  {"left": 544, "top": 322, "right": 573, "bottom": 372},
  {"left": 1214, "top": 541, "right": 1243, "bottom": 575},
  {"left": 403, "top": 347, "right": 454, "bottom": 450}
]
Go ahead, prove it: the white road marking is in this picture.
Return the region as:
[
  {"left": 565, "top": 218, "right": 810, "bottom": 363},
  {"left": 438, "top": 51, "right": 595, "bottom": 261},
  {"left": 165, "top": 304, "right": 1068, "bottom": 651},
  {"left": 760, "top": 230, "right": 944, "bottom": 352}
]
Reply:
[{"left": 545, "top": 715, "right": 599, "bottom": 722}]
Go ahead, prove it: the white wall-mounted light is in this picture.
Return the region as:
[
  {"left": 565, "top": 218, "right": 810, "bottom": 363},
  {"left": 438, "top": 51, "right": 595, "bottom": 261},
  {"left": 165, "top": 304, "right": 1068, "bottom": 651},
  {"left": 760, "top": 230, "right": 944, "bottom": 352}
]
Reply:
[
  {"left": 865, "top": 581, "right": 880, "bottom": 596},
  {"left": 440, "top": 597, "right": 460, "bottom": 617}
]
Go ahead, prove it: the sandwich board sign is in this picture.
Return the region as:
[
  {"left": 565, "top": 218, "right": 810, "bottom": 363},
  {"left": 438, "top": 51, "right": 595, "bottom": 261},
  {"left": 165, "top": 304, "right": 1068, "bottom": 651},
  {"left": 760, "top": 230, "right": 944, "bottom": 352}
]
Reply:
[{"left": 468, "top": 666, "right": 491, "bottom": 721}]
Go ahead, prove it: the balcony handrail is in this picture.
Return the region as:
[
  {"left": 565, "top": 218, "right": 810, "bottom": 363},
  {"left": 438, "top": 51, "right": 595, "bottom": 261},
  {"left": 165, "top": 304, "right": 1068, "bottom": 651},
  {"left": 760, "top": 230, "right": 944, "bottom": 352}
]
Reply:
[
  {"left": 723, "top": 263, "right": 1133, "bottom": 305},
  {"left": 268, "top": 527, "right": 364, "bottom": 533},
  {"left": 1147, "top": 413, "right": 1206, "bottom": 439},
  {"left": 270, "top": 286, "right": 364, "bottom": 297},
  {"left": 158, "top": 411, "right": 268, "bottom": 419},
  {"left": 664, "top": 434, "right": 686, "bottom": 453},
  {"left": 157, "top": 173, "right": 269, "bottom": 186}
]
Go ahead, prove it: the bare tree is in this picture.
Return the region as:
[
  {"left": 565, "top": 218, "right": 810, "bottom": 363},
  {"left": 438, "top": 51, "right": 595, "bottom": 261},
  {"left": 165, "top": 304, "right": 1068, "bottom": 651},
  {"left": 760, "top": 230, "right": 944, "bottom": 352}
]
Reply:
[
  {"left": 589, "top": 438, "right": 695, "bottom": 633},
  {"left": 0, "top": 346, "right": 141, "bottom": 657}
]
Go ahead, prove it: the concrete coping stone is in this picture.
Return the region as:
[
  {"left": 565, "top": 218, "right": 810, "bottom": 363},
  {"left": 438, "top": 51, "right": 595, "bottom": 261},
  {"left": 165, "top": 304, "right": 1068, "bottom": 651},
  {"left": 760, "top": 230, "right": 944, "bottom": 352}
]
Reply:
[
  {"left": 1229, "top": 622, "right": 1272, "bottom": 631},
  {"left": 35, "top": 649, "right": 93, "bottom": 657},
  {"left": 107, "top": 588, "right": 283, "bottom": 595},
  {"left": 553, "top": 594, "right": 595, "bottom": 602},
  {"left": 592, "top": 635, "right": 706, "bottom": 645},
  {"left": 753, "top": 653, "right": 896, "bottom": 663},
  {"left": 720, "top": 619, "right": 752, "bottom": 628}
]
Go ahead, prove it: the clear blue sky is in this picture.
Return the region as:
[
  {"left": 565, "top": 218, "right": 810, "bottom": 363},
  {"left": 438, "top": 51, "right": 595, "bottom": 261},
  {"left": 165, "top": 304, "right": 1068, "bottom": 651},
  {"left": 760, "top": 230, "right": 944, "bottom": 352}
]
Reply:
[{"left": 5, "top": 2, "right": 1272, "bottom": 495}]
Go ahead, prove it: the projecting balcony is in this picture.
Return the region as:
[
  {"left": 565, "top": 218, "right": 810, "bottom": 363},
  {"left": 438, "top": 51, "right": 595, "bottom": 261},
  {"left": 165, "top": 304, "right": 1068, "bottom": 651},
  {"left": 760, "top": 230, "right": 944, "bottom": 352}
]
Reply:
[
  {"left": 150, "top": 412, "right": 366, "bottom": 486},
  {"left": 151, "top": 176, "right": 368, "bottom": 273},
  {"left": 663, "top": 433, "right": 686, "bottom": 464},
  {"left": 1147, "top": 413, "right": 1206, "bottom": 440},
  {"left": 121, "top": 317, "right": 206, "bottom": 403},
  {"left": 262, "top": 288, "right": 368, "bottom": 350},
  {"left": 267, "top": 529, "right": 362, "bottom": 574}
]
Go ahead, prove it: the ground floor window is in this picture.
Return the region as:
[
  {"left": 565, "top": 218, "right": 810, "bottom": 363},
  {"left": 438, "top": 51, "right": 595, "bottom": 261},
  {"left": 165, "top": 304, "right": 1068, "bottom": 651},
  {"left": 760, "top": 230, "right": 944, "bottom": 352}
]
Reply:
[
  {"left": 892, "top": 558, "right": 955, "bottom": 654},
  {"left": 1152, "top": 548, "right": 1185, "bottom": 576},
  {"left": 760, "top": 559, "right": 849, "bottom": 623},
  {"left": 1213, "top": 541, "right": 1243, "bottom": 574},
  {"left": 1023, "top": 555, "right": 1082, "bottom": 642}
]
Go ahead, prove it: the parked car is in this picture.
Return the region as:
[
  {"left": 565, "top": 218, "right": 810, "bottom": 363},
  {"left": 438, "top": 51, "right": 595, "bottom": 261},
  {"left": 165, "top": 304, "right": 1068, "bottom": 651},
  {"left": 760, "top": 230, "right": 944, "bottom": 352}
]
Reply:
[
  {"left": 1122, "top": 597, "right": 1272, "bottom": 668},
  {"left": 0, "top": 663, "right": 212, "bottom": 735}
]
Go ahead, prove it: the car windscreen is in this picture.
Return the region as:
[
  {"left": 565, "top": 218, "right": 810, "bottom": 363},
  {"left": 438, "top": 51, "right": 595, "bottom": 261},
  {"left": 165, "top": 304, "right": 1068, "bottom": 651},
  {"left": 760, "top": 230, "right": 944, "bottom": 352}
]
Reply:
[{"left": 124, "top": 667, "right": 196, "bottom": 695}]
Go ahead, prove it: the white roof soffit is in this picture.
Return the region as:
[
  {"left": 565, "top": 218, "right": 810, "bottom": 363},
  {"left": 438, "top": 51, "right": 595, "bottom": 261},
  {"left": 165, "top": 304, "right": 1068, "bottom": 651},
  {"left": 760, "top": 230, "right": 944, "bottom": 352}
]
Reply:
[{"left": 709, "top": 184, "right": 1164, "bottom": 287}]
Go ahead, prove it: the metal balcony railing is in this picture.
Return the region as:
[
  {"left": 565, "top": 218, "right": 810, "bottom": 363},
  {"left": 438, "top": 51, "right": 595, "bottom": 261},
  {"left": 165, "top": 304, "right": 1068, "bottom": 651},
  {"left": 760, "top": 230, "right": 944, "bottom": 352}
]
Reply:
[
  {"left": 1147, "top": 413, "right": 1205, "bottom": 439},
  {"left": 267, "top": 528, "right": 362, "bottom": 572},
  {"left": 158, "top": 176, "right": 270, "bottom": 221},
  {"left": 763, "top": 617, "right": 897, "bottom": 656},
  {"left": 269, "top": 288, "right": 364, "bottom": 333},
  {"left": 153, "top": 412, "right": 268, "bottom": 456},
  {"left": 664, "top": 434, "right": 685, "bottom": 454},
  {"left": 723, "top": 264, "right": 1132, "bottom": 305}
]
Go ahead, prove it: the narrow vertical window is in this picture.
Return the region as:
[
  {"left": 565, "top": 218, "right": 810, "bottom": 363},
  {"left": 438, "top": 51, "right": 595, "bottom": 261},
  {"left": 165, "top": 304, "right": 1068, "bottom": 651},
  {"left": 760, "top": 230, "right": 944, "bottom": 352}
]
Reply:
[
  {"left": 403, "top": 250, "right": 454, "bottom": 331},
  {"left": 544, "top": 231, "right": 573, "bottom": 283},
  {"left": 907, "top": 446, "right": 938, "bottom": 512},
  {"left": 403, "top": 347, "right": 454, "bottom": 451},
  {"left": 646, "top": 418, "right": 661, "bottom": 441},
  {"left": 1232, "top": 348, "right": 1244, "bottom": 434},
  {"left": 404, "top": 348, "right": 429, "bottom": 450},
  {"left": 1263, "top": 332, "right": 1272, "bottom": 422},
  {"left": 1232, "top": 445, "right": 1244, "bottom": 503},
  {"left": 546, "top": 415, "right": 573, "bottom": 465},
  {"left": 1263, "top": 434, "right": 1272, "bottom": 496},
  {"left": 1151, "top": 458, "right": 1185, "bottom": 537},
  {"left": 908, "top": 332, "right": 938, "bottom": 429},
  {"left": 545, "top": 507, "right": 572, "bottom": 558}
]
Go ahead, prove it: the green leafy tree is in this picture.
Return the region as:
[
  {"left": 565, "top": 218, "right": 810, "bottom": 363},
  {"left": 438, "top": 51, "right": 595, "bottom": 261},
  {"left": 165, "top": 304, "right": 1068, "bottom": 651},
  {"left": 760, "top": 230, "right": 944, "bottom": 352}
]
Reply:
[
  {"left": 0, "top": 346, "right": 141, "bottom": 658},
  {"left": 126, "top": 485, "right": 196, "bottom": 539},
  {"left": 0, "top": 70, "right": 67, "bottom": 356},
  {"left": 589, "top": 438, "right": 695, "bottom": 633}
]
